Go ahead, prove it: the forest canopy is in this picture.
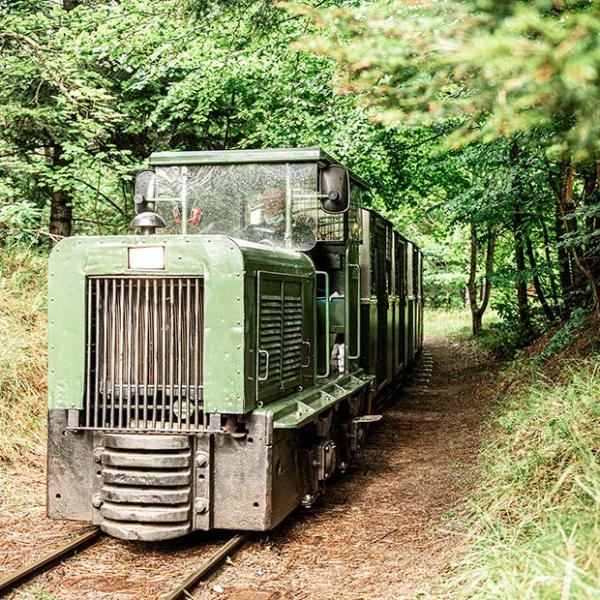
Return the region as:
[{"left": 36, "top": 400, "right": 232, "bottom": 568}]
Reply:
[{"left": 1, "top": 0, "right": 599, "bottom": 343}]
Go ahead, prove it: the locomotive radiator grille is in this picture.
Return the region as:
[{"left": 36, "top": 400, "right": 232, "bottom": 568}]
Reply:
[{"left": 85, "top": 276, "right": 203, "bottom": 432}]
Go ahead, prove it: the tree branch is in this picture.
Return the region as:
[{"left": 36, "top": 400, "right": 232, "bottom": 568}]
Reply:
[
  {"left": 0, "top": 31, "right": 79, "bottom": 107},
  {"left": 67, "top": 175, "right": 127, "bottom": 217}
]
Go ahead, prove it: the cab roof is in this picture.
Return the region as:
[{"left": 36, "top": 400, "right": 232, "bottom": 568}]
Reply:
[{"left": 148, "top": 147, "right": 368, "bottom": 190}]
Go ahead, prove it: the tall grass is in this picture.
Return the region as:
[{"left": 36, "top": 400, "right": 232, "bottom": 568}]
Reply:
[
  {"left": 425, "top": 309, "right": 472, "bottom": 339},
  {"left": 0, "top": 251, "right": 47, "bottom": 466},
  {"left": 447, "top": 357, "right": 600, "bottom": 598},
  {"left": 425, "top": 308, "right": 500, "bottom": 340}
]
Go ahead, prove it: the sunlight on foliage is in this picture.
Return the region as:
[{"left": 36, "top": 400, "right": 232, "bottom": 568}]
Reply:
[{"left": 295, "top": 0, "right": 600, "bottom": 160}]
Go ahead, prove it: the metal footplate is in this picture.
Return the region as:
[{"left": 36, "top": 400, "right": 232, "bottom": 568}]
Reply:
[
  {"left": 98, "top": 434, "right": 192, "bottom": 541},
  {"left": 349, "top": 414, "right": 383, "bottom": 453}
]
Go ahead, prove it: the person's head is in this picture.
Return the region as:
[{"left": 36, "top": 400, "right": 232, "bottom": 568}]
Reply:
[{"left": 263, "top": 187, "right": 285, "bottom": 222}]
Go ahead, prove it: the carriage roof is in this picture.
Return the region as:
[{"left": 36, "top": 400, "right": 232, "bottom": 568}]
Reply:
[{"left": 148, "top": 147, "right": 369, "bottom": 190}]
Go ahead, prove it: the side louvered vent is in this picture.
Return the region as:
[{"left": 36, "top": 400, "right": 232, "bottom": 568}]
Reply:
[
  {"left": 259, "top": 294, "right": 283, "bottom": 384},
  {"left": 282, "top": 295, "right": 303, "bottom": 385},
  {"left": 257, "top": 278, "right": 304, "bottom": 400}
]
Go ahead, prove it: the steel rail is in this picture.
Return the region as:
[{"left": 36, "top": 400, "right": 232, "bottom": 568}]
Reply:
[
  {"left": 0, "top": 527, "right": 102, "bottom": 596},
  {"left": 161, "top": 533, "right": 249, "bottom": 600}
]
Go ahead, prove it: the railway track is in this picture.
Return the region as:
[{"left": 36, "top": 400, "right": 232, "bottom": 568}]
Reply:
[
  {"left": 0, "top": 528, "right": 248, "bottom": 599},
  {"left": 0, "top": 527, "right": 102, "bottom": 596},
  {"left": 161, "top": 533, "right": 249, "bottom": 600}
]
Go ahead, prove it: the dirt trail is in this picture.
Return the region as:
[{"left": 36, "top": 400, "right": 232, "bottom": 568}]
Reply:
[
  {"left": 0, "top": 335, "right": 496, "bottom": 599},
  {"left": 197, "top": 336, "right": 497, "bottom": 599}
]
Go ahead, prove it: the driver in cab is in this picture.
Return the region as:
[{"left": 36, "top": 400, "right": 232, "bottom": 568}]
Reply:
[{"left": 245, "top": 187, "right": 315, "bottom": 249}]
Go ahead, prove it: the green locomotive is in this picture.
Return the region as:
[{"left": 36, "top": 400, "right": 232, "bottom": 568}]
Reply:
[{"left": 47, "top": 148, "right": 423, "bottom": 541}]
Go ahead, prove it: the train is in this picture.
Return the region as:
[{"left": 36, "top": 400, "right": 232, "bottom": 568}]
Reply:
[{"left": 47, "top": 148, "right": 423, "bottom": 541}]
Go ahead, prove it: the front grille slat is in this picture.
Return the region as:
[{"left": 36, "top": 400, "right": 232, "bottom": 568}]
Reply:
[
  {"left": 168, "top": 279, "right": 175, "bottom": 430},
  {"left": 118, "top": 280, "right": 125, "bottom": 428},
  {"left": 194, "top": 278, "right": 201, "bottom": 427},
  {"left": 152, "top": 279, "right": 159, "bottom": 429},
  {"left": 177, "top": 279, "right": 183, "bottom": 426},
  {"left": 84, "top": 276, "right": 204, "bottom": 432},
  {"left": 86, "top": 278, "right": 93, "bottom": 427},
  {"left": 102, "top": 279, "right": 109, "bottom": 428},
  {"left": 127, "top": 279, "right": 134, "bottom": 429}
]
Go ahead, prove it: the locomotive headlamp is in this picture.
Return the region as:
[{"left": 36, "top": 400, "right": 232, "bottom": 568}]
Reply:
[{"left": 128, "top": 245, "right": 165, "bottom": 270}]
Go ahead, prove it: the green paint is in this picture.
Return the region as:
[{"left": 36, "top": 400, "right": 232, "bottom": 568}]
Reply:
[
  {"left": 48, "top": 234, "right": 315, "bottom": 416},
  {"left": 254, "top": 372, "right": 373, "bottom": 429}
]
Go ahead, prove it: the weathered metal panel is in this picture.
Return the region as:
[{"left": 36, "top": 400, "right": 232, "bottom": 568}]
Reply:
[
  {"left": 47, "top": 409, "right": 94, "bottom": 521},
  {"left": 212, "top": 414, "right": 272, "bottom": 530},
  {"left": 268, "top": 429, "right": 303, "bottom": 527},
  {"left": 48, "top": 235, "right": 246, "bottom": 414}
]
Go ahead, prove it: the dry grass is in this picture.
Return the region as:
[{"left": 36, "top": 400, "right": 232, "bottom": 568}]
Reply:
[{"left": 0, "top": 251, "right": 48, "bottom": 510}]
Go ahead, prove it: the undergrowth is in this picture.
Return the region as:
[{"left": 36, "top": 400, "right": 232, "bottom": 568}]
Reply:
[
  {"left": 446, "top": 347, "right": 600, "bottom": 598},
  {"left": 0, "top": 251, "right": 47, "bottom": 467}
]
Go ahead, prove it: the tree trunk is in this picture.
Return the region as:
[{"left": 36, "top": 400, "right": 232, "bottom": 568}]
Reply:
[
  {"left": 538, "top": 213, "right": 562, "bottom": 318},
  {"left": 467, "top": 224, "right": 480, "bottom": 335},
  {"left": 525, "top": 235, "right": 556, "bottom": 322},
  {"left": 467, "top": 222, "right": 496, "bottom": 336},
  {"left": 513, "top": 204, "right": 531, "bottom": 334},
  {"left": 48, "top": 145, "right": 73, "bottom": 239},
  {"left": 472, "top": 311, "right": 483, "bottom": 336},
  {"left": 552, "top": 161, "right": 600, "bottom": 312},
  {"left": 554, "top": 202, "right": 573, "bottom": 316},
  {"left": 49, "top": 189, "right": 73, "bottom": 238},
  {"left": 510, "top": 141, "right": 532, "bottom": 337}
]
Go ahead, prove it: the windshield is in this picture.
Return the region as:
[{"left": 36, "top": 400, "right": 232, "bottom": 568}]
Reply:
[{"left": 154, "top": 163, "right": 319, "bottom": 251}]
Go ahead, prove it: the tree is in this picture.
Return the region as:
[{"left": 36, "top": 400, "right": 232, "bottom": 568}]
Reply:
[
  {"left": 1, "top": 0, "right": 416, "bottom": 243},
  {"left": 467, "top": 223, "right": 496, "bottom": 335},
  {"left": 293, "top": 0, "right": 600, "bottom": 330}
]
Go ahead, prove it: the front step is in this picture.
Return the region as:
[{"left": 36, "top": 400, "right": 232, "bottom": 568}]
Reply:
[
  {"left": 101, "top": 519, "right": 191, "bottom": 541},
  {"left": 101, "top": 501, "right": 190, "bottom": 523}
]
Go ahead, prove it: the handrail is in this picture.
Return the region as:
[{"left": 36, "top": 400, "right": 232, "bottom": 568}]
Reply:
[
  {"left": 258, "top": 349, "right": 270, "bottom": 381},
  {"left": 315, "top": 270, "right": 330, "bottom": 378},
  {"left": 347, "top": 262, "right": 361, "bottom": 360}
]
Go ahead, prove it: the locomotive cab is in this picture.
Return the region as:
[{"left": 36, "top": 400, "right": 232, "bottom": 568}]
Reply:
[{"left": 47, "top": 148, "right": 423, "bottom": 541}]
